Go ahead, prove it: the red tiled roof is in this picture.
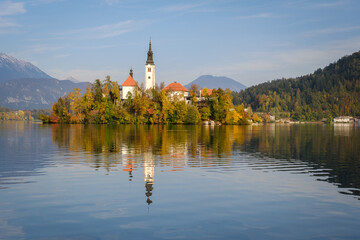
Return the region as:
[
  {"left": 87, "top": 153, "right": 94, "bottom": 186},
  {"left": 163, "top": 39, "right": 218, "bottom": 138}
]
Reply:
[
  {"left": 122, "top": 75, "right": 137, "bottom": 86},
  {"left": 164, "top": 82, "right": 189, "bottom": 92},
  {"left": 200, "top": 89, "right": 215, "bottom": 96}
]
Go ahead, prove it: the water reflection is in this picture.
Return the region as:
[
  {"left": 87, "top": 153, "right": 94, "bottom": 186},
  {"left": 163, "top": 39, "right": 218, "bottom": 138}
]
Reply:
[
  {"left": 0, "top": 121, "right": 54, "bottom": 188},
  {"left": 1, "top": 122, "right": 360, "bottom": 240},
  {"left": 48, "top": 124, "right": 360, "bottom": 199},
  {"left": 144, "top": 151, "right": 154, "bottom": 205},
  {"left": 240, "top": 124, "right": 360, "bottom": 196}
]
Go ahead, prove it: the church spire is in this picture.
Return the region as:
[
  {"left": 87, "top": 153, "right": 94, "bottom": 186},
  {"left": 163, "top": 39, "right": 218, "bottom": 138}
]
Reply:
[
  {"left": 145, "top": 40, "right": 155, "bottom": 91},
  {"left": 146, "top": 40, "right": 154, "bottom": 65}
]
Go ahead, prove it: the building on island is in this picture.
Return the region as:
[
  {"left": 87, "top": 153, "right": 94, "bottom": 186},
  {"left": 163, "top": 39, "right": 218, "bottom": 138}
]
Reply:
[
  {"left": 120, "top": 40, "right": 155, "bottom": 100},
  {"left": 198, "top": 88, "right": 215, "bottom": 101},
  {"left": 121, "top": 68, "right": 137, "bottom": 100},
  {"left": 164, "top": 82, "right": 191, "bottom": 104},
  {"left": 145, "top": 40, "right": 155, "bottom": 90},
  {"left": 117, "top": 42, "right": 229, "bottom": 105}
]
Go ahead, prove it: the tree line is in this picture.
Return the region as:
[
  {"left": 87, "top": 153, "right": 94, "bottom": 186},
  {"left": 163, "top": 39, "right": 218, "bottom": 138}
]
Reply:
[
  {"left": 40, "top": 76, "right": 259, "bottom": 124},
  {"left": 0, "top": 107, "right": 50, "bottom": 121}
]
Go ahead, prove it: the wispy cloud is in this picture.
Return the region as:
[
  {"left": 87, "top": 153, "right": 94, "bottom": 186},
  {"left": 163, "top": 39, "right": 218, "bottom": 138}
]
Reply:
[
  {"left": 48, "top": 68, "right": 124, "bottom": 82},
  {"left": 53, "top": 20, "right": 149, "bottom": 40},
  {"left": 312, "top": 0, "right": 347, "bottom": 8},
  {"left": 28, "top": 0, "right": 65, "bottom": 5},
  {"left": 158, "top": 3, "right": 204, "bottom": 12},
  {"left": 28, "top": 44, "right": 63, "bottom": 53},
  {"left": 53, "top": 53, "right": 71, "bottom": 59},
  {"left": 103, "top": 0, "right": 122, "bottom": 5},
  {"left": 283, "top": 0, "right": 348, "bottom": 10},
  {"left": 236, "top": 12, "right": 275, "bottom": 20},
  {"left": 0, "top": 1, "right": 26, "bottom": 16},
  {"left": 0, "top": 18, "right": 18, "bottom": 27},
  {"left": 305, "top": 25, "right": 360, "bottom": 35},
  {"left": 0, "top": 1, "right": 25, "bottom": 30},
  {"left": 84, "top": 44, "right": 116, "bottom": 49}
]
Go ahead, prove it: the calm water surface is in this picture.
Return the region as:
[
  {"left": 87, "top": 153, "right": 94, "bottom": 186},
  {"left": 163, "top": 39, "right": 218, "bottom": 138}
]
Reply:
[{"left": 0, "top": 122, "right": 360, "bottom": 239}]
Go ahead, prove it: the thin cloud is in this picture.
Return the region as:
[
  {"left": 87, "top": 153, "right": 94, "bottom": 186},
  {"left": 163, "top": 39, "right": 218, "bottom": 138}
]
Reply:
[
  {"left": 283, "top": 0, "right": 347, "bottom": 10},
  {"left": 312, "top": 0, "right": 347, "bottom": 8},
  {"left": 0, "top": 1, "right": 26, "bottom": 16},
  {"left": 27, "top": 44, "right": 64, "bottom": 53},
  {"left": 30, "top": 0, "right": 65, "bottom": 4},
  {"left": 0, "top": 1, "right": 25, "bottom": 30},
  {"left": 53, "top": 53, "right": 71, "bottom": 59},
  {"left": 305, "top": 26, "right": 360, "bottom": 35},
  {"left": 53, "top": 20, "right": 149, "bottom": 40},
  {"left": 158, "top": 3, "right": 204, "bottom": 12},
  {"left": 0, "top": 28, "right": 22, "bottom": 35},
  {"left": 0, "top": 18, "right": 18, "bottom": 27},
  {"left": 103, "top": 0, "right": 122, "bottom": 5},
  {"left": 84, "top": 44, "right": 116, "bottom": 49},
  {"left": 236, "top": 12, "right": 274, "bottom": 20},
  {"left": 27, "top": 0, "right": 65, "bottom": 6},
  {"left": 48, "top": 68, "right": 124, "bottom": 82}
]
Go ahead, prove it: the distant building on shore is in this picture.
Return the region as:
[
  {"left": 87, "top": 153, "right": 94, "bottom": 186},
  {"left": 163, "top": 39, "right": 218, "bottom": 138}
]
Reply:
[{"left": 333, "top": 116, "right": 354, "bottom": 123}]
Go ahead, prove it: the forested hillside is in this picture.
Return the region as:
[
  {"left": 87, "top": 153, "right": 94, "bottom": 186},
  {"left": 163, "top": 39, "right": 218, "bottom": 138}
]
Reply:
[{"left": 232, "top": 51, "right": 360, "bottom": 121}]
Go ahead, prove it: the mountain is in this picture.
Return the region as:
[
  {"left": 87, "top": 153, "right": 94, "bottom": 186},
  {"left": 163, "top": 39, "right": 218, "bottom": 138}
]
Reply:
[
  {"left": 232, "top": 50, "right": 360, "bottom": 120},
  {"left": 0, "top": 78, "right": 89, "bottom": 110},
  {"left": 0, "top": 53, "right": 90, "bottom": 110},
  {"left": 184, "top": 75, "right": 246, "bottom": 91},
  {"left": 66, "top": 76, "right": 80, "bottom": 83},
  {"left": 0, "top": 53, "right": 52, "bottom": 82}
]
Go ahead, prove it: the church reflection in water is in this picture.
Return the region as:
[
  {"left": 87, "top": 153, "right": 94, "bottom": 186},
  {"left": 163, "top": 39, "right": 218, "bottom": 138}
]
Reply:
[
  {"left": 121, "top": 148, "right": 155, "bottom": 205},
  {"left": 144, "top": 151, "right": 154, "bottom": 205},
  {"left": 50, "top": 124, "right": 360, "bottom": 201}
]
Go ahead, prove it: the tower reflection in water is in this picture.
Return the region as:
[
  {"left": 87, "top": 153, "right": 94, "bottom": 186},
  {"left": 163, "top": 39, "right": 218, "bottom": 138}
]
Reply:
[
  {"left": 121, "top": 149, "right": 155, "bottom": 205},
  {"left": 144, "top": 151, "right": 154, "bottom": 205}
]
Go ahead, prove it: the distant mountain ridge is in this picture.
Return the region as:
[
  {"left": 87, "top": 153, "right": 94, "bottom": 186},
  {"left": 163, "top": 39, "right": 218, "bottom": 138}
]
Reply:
[
  {"left": 0, "top": 53, "right": 52, "bottom": 82},
  {"left": 0, "top": 78, "right": 89, "bottom": 110},
  {"left": 185, "top": 75, "right": 246, "bottom": 91},
  {"left": 0, "top": 53, "right": 90, "bottom": 110},
  {"left": 66, "top": 76, "right": 80, "bottom": 83}
]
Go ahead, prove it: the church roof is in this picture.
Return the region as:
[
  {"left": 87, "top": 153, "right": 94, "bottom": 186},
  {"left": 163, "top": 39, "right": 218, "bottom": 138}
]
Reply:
[
  {"left": 164, "top": 82, "right": 189, "bottom": 92},
  {"left": 122, "top": 75, "right": 137, "bottom": 87}
]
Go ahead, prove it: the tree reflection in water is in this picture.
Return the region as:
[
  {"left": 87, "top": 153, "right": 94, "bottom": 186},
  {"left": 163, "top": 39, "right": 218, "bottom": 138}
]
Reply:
[{"left": 50, "top": 124, "right": 360, "bottom": 199}]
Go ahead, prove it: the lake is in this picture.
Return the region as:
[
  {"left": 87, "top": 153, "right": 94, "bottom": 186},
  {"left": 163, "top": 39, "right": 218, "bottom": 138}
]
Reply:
[{"left": 1, "top": 122, "right": 360, "bottom": 239}]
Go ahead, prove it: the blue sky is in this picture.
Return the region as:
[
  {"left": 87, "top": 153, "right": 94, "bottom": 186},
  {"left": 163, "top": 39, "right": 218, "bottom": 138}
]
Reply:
[{"left": 1, "top": 0, "right": 360, "bottom": 87}]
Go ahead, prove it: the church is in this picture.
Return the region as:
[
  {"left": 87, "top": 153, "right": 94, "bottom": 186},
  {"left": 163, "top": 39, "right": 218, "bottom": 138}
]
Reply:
[
  {"left": 120, "top": 40, "right": 190, "bottom": 102},
  {"left": 120, "top": 40, "right": 156, "bottom": 99}
]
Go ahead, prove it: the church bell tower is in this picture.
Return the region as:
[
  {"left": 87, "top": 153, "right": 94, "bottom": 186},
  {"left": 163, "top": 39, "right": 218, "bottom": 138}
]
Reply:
[{"left": 145, "top": 40, "right": 155, "bottom": 90}]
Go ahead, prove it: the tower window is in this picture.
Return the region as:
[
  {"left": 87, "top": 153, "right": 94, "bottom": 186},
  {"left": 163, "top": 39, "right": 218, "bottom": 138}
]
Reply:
[
  {"left": 148, "top": 68, "right": 151, "bottom": 72},
  {"left": 148, "top": 76, "right": 151, "bottom": 79}
]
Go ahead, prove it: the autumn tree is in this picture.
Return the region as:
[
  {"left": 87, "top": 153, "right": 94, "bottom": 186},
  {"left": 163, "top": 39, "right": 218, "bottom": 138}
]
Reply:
[{"left": 190, "top": 84, "right": 198, "bottom": 104}]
